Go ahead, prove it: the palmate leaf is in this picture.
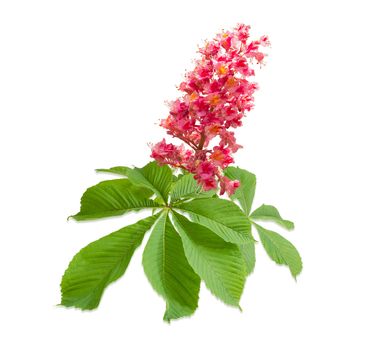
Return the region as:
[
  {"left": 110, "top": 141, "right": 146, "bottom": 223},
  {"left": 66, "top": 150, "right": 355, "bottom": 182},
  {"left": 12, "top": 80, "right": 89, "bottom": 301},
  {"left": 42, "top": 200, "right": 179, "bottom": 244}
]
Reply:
[
  {"left": 175, "top": 198, "right": 253, "bottom": 244},
  {"left": 172, "top": 212, "right": 247, "bottom": 307},
  {"left": 170, "top": 174, "right": 215, "bottom": 202},
  {"left": 63, "top": 160, "right": 302, "bottom": 320},
  {"left": 254, "top": 223, "right": 302, "bottom": 278},
  {"left": 142, "top": 211, "right": 200, "bottom": 322},
  {"left": 60, "top": 214, "right": 159, "bottom": 310},
  {"left": 224, "top": 167, "right": 256, "bottom": 215},
  {"left": 126, "top": 161, "right": 172, "bottom": 204},
  {"left": 250, "top": 204, "right": 294, "bottom": 230},
  {"left": 71, "top": 179, "right": 159, "bottom": 221}
]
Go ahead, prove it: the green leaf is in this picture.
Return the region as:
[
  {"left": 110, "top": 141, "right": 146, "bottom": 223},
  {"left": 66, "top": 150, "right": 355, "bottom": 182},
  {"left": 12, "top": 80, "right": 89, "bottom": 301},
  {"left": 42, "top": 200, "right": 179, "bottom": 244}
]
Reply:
[
  {"left": 254, "top": 223, "right": 302, "bottom": 278},
  {"left": 175, "top": 198, "right": 253, "bottom": 244},
  {"left": 60, "top": 214, "right": 159, "bottom": 310},
  {"left": 250, "top": 204, "right": 294, "bottom": 230},
  {"left": 95, "top": 166, "right": 130, "bottom": 177},
  {"left": 126, "top": 161, "right": 172, "bottom": 204},
  {"left": 170, "top": 174, "right": 215, "bottom": 203},
  {"left": 172, "top": 212, "right": 246, "bottom": 307},
  {"left": 71, "top": 179, "right": 159, "bottom": 221},
  {"left": 224, "top": 167, "right": 256, "bottom": 215},
  {"left": 240, "top": 242, "right": 256, "bottom": 276},
  {"left": 142, "top": 211, "right": 200, "bottom": 321}
]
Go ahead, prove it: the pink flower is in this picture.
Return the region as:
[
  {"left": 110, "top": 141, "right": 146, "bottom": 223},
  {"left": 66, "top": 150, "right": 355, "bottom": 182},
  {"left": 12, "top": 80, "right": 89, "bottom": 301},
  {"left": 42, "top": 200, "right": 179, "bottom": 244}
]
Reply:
[
  {"left": 210, "top": 146, "right": 233, "bottom": 168},
  {"left": 219, "top": 129, "right": 242, "bottom": 153},
  {"left": 219, "top": 176, "right": 240, "bottom": 196},
  {"left": 194, "top": 161, "right": 218, "bottom": 191},
  {"left": 150, "top": 23, "right": 269, "bottom": 195},
  {"left": 151, "top": 139, "right": 192, "bottom": 167}
]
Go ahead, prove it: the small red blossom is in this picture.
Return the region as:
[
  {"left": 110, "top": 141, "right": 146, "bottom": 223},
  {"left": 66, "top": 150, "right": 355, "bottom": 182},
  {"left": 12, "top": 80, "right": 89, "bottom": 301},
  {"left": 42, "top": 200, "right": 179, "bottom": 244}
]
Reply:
[
  {"left": 210, "top": 146, "right": 234, "bottom": 168},
  {"left": 150, "top": 23, "right": 269, "bottom": 195},
  {"left": 219, "top": 176, "right": 240, "bottom": 196},
  {"left": 192, "top": 161, "right": 218, "bottom": 191},
  {"left": 150, "top": 139, "right": 192, "bottom": 167}
]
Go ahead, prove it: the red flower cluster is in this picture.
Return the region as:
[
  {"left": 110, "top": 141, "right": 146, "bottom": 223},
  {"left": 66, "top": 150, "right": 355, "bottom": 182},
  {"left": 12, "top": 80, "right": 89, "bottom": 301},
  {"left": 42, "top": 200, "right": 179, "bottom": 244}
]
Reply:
[{"left": 151, "top": 23, "right": 269, "bottom": 195}]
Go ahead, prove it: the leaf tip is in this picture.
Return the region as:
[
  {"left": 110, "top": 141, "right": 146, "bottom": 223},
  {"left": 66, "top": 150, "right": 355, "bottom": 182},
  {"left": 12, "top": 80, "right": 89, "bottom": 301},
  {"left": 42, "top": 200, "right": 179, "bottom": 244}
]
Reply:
[
  {"left": 292, "top": 268, "right": 302, "bottom": 281},
  {"left": 162, "top": 314, "right": 172, "bottom": 324},
  {"left": 67, "top": 214, "right": 78, "bottom": 221},
  {"left": 286, "top": 220, "right": 295, "bottom": 230}
]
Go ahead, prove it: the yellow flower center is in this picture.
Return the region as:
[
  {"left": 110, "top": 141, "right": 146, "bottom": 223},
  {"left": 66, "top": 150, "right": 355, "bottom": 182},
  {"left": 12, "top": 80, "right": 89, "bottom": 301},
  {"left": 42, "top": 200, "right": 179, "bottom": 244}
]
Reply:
[{"left": 218, "top": 65, "right": 228, "bottom": 75}]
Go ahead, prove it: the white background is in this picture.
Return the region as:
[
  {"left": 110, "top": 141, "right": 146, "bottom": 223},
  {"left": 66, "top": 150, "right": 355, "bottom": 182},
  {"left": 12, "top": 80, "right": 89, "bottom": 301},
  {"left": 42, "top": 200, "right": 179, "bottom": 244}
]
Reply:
[{"left": 1, "top": 0, "right": 371, "bottom": 349}]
